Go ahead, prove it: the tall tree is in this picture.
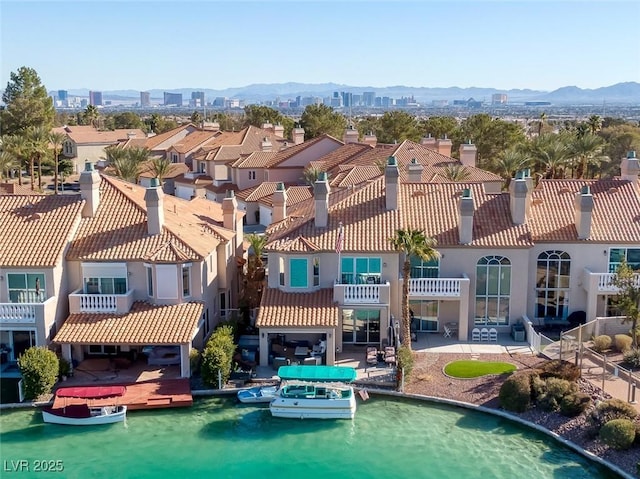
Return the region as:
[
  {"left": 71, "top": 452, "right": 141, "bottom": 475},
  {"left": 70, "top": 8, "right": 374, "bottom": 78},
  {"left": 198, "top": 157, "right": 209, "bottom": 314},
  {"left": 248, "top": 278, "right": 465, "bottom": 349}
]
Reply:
[
  {"left": 420, "top": 116, "right": 459, "bottom": 142},
  {"left": 492, "top": 148, "right": 532, "bottom": 188},
  {"left": 48, "top": 131, "right": 67, "bottom": 194},
  {"left": 568, "top": 133, "right": 607, "bottom": 179},
  {"left": 529, "top": 133, "right": 571, "bottom": 179},
  {"left": 1, "top": 66, "right": 54, "bottom": 136},
  {"left": 587, "top": 114, "right": 603, "bottom": 136},
  {"left": 149, "top": 157, "right": 172, "bottom": 184},
  {"left": 377, "top": 111, "right": 421, "bottom": 144},
  {"left": 455, "top": 114, "right": 526, "bottom": 167},
  {"left": 537, "top": 112, "right": 547, "bottom": 136},
  {"left": 83, "top": 105, "right": 100, "bottom": 128},
  {"left": 611, "top": 259, "right": 640, "bottom": 350},
  {"left": 300, "top": 104, "right": 346, "bottom": 140},
  {"left": 242, "top": 234, "right": 268, "bottom": 309},
  {"left": 27, "top": 126, "right": 49, "bottom": 191},
  {"left": 2, "top": 134, "right": 29, "bottom": 185},
  {"left": 0, "top": 151, "right": 17, "bottom": 181},
  {"left": 389, "top": 229, "right": 438, "bottom": 350}
]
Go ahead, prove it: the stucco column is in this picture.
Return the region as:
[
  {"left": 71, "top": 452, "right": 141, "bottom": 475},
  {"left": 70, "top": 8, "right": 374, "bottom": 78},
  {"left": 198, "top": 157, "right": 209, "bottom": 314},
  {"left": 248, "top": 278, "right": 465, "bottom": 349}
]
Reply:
[
  {"left": 61, "top": 344, "right": 72, "bottom": 363},
  {"left": 180, "top": 344, "right": 190, "bottom": 378},
  {"left": 259, "top": 331, "right": 269, "bottom": 367},
  {"left": 326, "top": 330, "right": 336, "bottom": 365},
  {"left": 458, "top": 275, "right": 470, "bottom": 341},
  {"left": 585, "top": 291, "right": 598, "bottom": 324}
]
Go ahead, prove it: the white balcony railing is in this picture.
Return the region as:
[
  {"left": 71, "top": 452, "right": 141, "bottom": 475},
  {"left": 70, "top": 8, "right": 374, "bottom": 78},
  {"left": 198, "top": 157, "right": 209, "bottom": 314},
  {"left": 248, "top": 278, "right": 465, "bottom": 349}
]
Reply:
[
  {"left": 334, "top": 281, "right": 390, "bottom": 304},
  {"left": 408, "top": 278, "right": 463, "bottom": 297},
  {"left": 69, "top": 289, "right": 135, "bottom": 313},
  {"left": 595, "top": 272, "right": 640, "bottom": 292},
  {"left": 0, "top": 297, "right": 56, "bottom": 324}
]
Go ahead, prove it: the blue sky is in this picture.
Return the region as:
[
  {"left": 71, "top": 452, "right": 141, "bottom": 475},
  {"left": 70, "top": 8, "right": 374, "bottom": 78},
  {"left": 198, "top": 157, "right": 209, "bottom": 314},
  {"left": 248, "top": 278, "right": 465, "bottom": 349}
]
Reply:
[{"left": 1, "top": 0, "right": 639, "bottom": 92}]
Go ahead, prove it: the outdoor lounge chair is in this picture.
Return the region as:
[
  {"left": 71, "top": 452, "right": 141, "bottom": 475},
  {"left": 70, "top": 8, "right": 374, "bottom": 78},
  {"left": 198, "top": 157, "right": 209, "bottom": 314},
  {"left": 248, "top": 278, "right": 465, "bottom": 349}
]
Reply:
[
  {"left": 489, "top": 328, "right": 498, "bottom": 342},
  {"left": 384, "top": 346, "right": 396, "bottom": 366},
  {"left": 480, "top": 328, "right": 490, "bottom": 341},
  {"left": 471, "top": 328, "right": 481, "bottom": 341},
  {"left": 366, "top": 347, "right": 378, "bottom": 366}
]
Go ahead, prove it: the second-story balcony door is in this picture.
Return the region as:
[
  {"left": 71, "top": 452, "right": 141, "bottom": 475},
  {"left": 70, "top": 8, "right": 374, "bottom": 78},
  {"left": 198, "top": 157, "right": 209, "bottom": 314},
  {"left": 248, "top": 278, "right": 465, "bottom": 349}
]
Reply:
[
  {"left": 7, "top": 273, "right": 46, "bottom": 303},
  {"left": 84, "top": 277, "right": 127, "bottom": 295}
]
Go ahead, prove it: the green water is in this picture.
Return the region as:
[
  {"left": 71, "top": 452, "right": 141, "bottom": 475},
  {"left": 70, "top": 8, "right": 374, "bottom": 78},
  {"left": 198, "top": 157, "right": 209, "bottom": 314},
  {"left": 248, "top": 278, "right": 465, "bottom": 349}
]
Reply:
[{"left": 0, "top": 397, "right": 620, "bottom": 479}]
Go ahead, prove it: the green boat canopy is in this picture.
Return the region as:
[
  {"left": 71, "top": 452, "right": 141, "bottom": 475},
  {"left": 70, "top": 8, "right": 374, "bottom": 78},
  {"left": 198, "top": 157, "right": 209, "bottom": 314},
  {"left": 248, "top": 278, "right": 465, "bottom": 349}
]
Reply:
[{"left": 277, "top": 365, "right": 357, "bottom": 383}]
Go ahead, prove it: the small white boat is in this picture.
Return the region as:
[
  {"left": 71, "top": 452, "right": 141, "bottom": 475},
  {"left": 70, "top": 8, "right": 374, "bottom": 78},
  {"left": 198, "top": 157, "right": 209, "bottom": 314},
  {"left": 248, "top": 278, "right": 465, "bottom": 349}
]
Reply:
[
  {"left": 237, "top": 385, "right": 278, "bottom": 404},
  {"left": 42, "top": 404, "right": 127, "bottom": 426}
]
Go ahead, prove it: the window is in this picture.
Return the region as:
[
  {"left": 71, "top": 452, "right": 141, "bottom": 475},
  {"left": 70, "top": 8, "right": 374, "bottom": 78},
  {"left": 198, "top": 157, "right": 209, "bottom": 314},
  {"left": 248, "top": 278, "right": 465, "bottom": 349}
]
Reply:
[
  {"left": 197, "top": 162, "right": 206, "bottom": 174},
  {"left": 7, "top": 273, "right": 46, "bottom": 303},
  {"left": 172, "top": 153, "right": 179, "bottom": 163},
  {"left": 342, "top": 309, "right": 380, "bottom": 343},
  {"left": 410, "top": 256, "right": 439, "bottom": 279},
  {"left": 182, "top": 265, "right": 191, "bottom": 297},
  {"left": 313, "top": 258, "right": 320, "bottom": 287},
  {"left": 279, "top": 257, "right": 285, "bottom": 286},
  {"left": 289, "top": 258, "right": 308, "bottom": 288},
  {"left": 340, "top": 257, "right": 381, "bottom": 284},
  {"left": 84, "top": 277, "right": 127, "bottom": 294},
  {"left": 475, "top": 256, "right": 511, "bottom": 326},
  {"left": 156, "top": 264, "right": 179, "bottom": 299},
  {"left": 63, "top": 142, "right": 72, "bottom": 156},
  {"left": 88, "top": 345, "right": 118, "bottom": 355},
  {"left": 249, "top": 171, "right": 256, "bottom": 180},
  {"left": 146, "top": 266, "right": 154, "bottom": 296},
  {"left": 536, "top": 251, "right": 571, "bottom": 319},
  {"left": 409, "top": 300, "right": 439, "bottom": 331},
  {"left": 609, "top": 248, "right": 640, "bottom": 272}
]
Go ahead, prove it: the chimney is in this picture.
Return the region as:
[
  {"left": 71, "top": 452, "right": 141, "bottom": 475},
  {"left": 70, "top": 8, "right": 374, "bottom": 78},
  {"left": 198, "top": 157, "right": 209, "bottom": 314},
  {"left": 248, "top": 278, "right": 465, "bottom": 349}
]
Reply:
[
  {"left": 574, "top": 185, "right": 594, "bottom": 240},
  {"left": 79, "top": 161, "right": 100, "bottom": 217},
  {"left": 222, "top": 190, "right": 238, "bottom": 232},
  {"left": 363, "top": 131, "right": 377, "bottom": 147},
  {"left": 436, "top": 136, "right": 452, "bottom": 157},
  {"left": 343, "top": 125, "right": 359, "bottom": 144},
  {"left": 261, "top": 122, "right": 273, "bottom": 132},
  {"left": 144, "top": 177, "right": 164, "bottom": 235},
  {"left": 459, "top": 140, "right": 477, "bottom": 167},
  {"left": 313, "top": 172, "right": 330, "bottom": 228},
  {"left": 261, "top": 137, "right": 272, "bottom": 152},
  {"left": 385, "top": 156, "right": 400, "bottom": 210},
  {"left": 420, "top": 134, "right": 437, "bottom": 151},
  {"left": 272, "top": 182, "right": 287, "bottom": 223},
  {"left": 407, "top": 158, "right": 423, "bottom": 182},
  {"left": 509, "top": 170, "right": 529, "bottom": 225},
  {"left": 127, "top": 131, "right": 137, "bottom": 139},
  {"left": 273, "top": 124, "right": 284, "bottom": 138},
  {"left": 621, "top": 150, "right": 639, "bottom": 185},
  {"left": 458, "top": 188, "right": 474, "bottom": 245},
  {"left": 292, "top": 127, "right": 305, "bottom": 145}
]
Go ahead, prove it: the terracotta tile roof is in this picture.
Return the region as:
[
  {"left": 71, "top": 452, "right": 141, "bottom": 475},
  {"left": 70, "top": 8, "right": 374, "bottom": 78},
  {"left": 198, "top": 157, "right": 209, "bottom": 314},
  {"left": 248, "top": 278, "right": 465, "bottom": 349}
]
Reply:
[
  {"left": 173, "top": 174, "right": 213, "bottom": 186},
  {"left": 193, "top": 126, "right": 288, "bottom": 163},
  {"left": 258, "top": 186, "right": 312, "bottom": 207},
  {"left": 52, "top": 125, "right": 147, "bottom": 145},
  {"left": 138, "top": 162, "right": 190, "bottom": 179},
  {"left": 204, "top": 183, "right": 239, "bottom": 195},
  {"left": 0, "top": 182, "right": 37, "bottom": 195},
  {"left": 267, "top": 178, "right": 532, "bottom": 252},
  {"left": 0, "top": 194, "right": 84, "bottom": 266},
  {"left": 168, "top": 130, "right": 220, "bottom": 154},
  {"left": 54, "top": 301, "right": 204, "bottom": 345},
  {"left": 232, "top": 151, "right": 277, "bottom": 168},
  {"left": 529, "top": 179, "right": 640, "bottom": 243},
  {"left": 67, "top": 175, "right": 237, "bottom": 262},
  {"left": 143, "top": 124, "right": 197, "bottom": 150},
  {"left": 236, "top": 183, "right": 278, "bottom": 202},
  {"left": 330, "top": 165, "right": 381, "bottom": 188},
  {"left": 256, "top": 288, "right": 337, "bottom": 328},
  {"left": 312, "top": 143, "right": 374, "bottom": 172},
  {"left": 263, "top": 135, "right": 341, "bottom": 168}
]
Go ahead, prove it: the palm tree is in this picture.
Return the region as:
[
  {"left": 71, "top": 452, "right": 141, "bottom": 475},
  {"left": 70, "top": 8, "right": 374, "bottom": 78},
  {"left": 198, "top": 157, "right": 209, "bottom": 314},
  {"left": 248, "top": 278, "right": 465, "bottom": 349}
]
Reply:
[
  {"left": 0, "top": 151, "right": 17, "bottom": 181},
  {"left": 492, "top": 148, "right": 532, "bottom": 189},
  {"left": 442, "top": 164, "right": 470, "bottom": 182},
  {"left": 244, "top": 234, "right": 268, "bottom": 309},
  {"left": 3, "top": 135, "right": 29, "bottom": 185},
  {"left": 530, "top": 133, "right": 570, "bottom": 179},
  {"left": 389, "top": 229, "right": 438, "bottom": 350},
  {"left": 27, "top": 126, "right": 49, "bottom": 191},
  {"left": 587, "top": 115, "right": 602, "bottom": 136},
  {"left": 301, "top": 166, "right": 327, "bottom": 186},
  {"left": 112, "top": 146, "right": 150, "bottom": 183},
  {"left": 84, "top": 105, "right": 100, "bottom": 128},
  {"left": 149, "top": 157, "right": 172, "bottom": 185},
  {"left": 537, "top": 112, "right": 547, "bottom": 136},
  {"left": 104, "top": 144, "right": 127, "bottom": 165},
  {"left": 568, "top": 133, "right": 607, "bottom": 179},
  {"left": 48, "top": 131, "right": 67, "bottom": 195}
]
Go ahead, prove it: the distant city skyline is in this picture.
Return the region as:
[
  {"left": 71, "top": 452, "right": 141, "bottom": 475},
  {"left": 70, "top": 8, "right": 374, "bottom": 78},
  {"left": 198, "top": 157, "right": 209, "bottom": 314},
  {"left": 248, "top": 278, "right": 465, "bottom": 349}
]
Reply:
[{"left": 1, "top": 1, "right": 639, "bottom": 92}]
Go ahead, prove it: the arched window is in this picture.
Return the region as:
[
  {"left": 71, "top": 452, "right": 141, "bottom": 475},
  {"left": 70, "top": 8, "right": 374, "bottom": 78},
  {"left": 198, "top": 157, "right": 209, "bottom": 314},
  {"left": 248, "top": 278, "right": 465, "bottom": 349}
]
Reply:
[
  {"left": 536, "top": 250, "right": 571, "bottom": 319},
  {"left": 475, "top": 256, "right": 511, "bottom": 326}
]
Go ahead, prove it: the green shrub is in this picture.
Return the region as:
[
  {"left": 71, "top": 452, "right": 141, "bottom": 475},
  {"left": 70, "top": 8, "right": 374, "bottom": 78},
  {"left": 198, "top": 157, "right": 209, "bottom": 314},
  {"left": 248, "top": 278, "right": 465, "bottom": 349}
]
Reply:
[
  {"left": 613, "top": 334, "right": 632, "bottom": 353},
  {"left": 559, "top": 392, "right": 592, "bottom": 417},
  {"left": 499, "top": 372, "right": 533, "bottom": 413},
  {"left": 537, "top": 377, "right": 575, "bottom": 412},
  {"left": 623, "top": 348, "right": 640, "bottom": 368},
  {"left": 17, "top": 347, "right": 59, "bottom": 401},
  {"left": 531, "top": 374, "right": 546, "bottom": 401},
  {"left": 589, "top": 398, "right": 638, "bottom": 430},
  {"left": 201, "top": 326, "right": 237, "bottom": 387},
  {"left": 397, "top": 345, "right": 414, "bottom": 381},
  {"left": 58, "top": 357, "right": 71, "bottom": 378},
  {"left": 599, "top": 419, "right": 637, "bottom": 450},
  {"left": 538, "top": 360, "right": 580, "bottom": 382},
  {"left": 189, "top": 348, "right": 201, "bottom": 375},
  {"left": 592, "top": 335, "right": 612, "bottom": 353}
]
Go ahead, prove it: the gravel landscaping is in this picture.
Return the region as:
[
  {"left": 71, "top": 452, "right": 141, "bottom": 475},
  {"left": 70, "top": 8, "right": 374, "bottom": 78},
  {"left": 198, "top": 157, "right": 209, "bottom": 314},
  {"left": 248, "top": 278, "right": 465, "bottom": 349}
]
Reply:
[{"left": 405, "top": 351, "right": 639, "bottom": 478}]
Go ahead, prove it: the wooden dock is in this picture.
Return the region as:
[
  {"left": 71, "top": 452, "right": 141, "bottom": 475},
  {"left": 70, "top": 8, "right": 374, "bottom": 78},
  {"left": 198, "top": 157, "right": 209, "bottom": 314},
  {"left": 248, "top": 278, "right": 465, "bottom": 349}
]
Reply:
[{"left": 52, "top": 378, "right": 192, "bottom": 410}]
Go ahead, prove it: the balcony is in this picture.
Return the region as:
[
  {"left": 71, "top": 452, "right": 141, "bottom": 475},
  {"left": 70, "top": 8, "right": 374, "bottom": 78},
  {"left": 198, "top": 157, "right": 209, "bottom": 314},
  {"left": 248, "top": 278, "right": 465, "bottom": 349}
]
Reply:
[
  {"left": 408, "top": 278, "right": 464, "bottom": 297},
  {"left": 333, "top": 281, "right": 390, "bottom": 304},
  {"left": 582, "top": 269, "right": 640, "bottom": 294},
  {"left": 69, "top": 289, "right": 135, "bottom": 314},
  {"left": 0, "top": 297, "right": 57, "bottom": 324}
]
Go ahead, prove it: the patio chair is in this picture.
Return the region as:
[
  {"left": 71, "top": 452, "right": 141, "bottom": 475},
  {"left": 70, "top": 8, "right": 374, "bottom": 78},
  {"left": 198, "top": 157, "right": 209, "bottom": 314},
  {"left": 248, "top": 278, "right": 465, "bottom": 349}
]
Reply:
[
  {"left": 366, "top": 346, "right": 378, "bottom": 366},
  {"left": 443, "top": 326, "right": 453, "bottom": 338},
  {"left": 489, "top": 328, "right": 498, "bottom": 342},
  {"left": 384, "top": 346, "right": 396, "bottom": 366},
  {"left": 471, "top": 328, "right": 481, "bottom": 341},
  {"left": 480, "top": 328, "right": 489, "bottom": 341}
]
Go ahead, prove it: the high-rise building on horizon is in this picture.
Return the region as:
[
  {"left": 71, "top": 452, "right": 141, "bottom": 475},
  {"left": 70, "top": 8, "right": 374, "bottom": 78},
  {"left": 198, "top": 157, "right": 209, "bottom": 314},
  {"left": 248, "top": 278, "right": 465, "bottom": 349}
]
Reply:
[
  {"left": 363, "top": 91, "right": 375, "bottom": 107},
  {"left": 163, "top": 92, "right": 183, "bottom": 107},
  {"left": 57, "top": 90, "right": 68, "bottom": 107},
  {"left": 191, "top": 91, "right": 205, "bottom": 107},
  {"left": 492, "top": 93, "right": 508, "bottom": 105},
  {"left": 140, "top": 91, "right": 151, "bottom": 107},
  {"left": 89, "top": 91, "right": 103, "bottom": 106}
]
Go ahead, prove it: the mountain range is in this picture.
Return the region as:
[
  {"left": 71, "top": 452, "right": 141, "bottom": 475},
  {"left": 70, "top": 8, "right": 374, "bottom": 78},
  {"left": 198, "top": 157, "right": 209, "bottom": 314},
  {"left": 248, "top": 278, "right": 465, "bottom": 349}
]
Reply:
[{"left": 55, "top": 81, "right": 640, "bottom": 105}]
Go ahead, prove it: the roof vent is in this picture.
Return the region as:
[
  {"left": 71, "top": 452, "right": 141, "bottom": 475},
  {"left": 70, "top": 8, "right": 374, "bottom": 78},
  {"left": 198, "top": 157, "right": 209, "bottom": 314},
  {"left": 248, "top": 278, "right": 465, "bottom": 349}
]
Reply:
[
  {"left": 607, "top": 187, "right": 619, "bottom": 194},
  {"left": 412, "top": 190, "right": 426, "bottom": 197},
  {"left": 558, "top": 187, "right": 571, "bottom": 194}
]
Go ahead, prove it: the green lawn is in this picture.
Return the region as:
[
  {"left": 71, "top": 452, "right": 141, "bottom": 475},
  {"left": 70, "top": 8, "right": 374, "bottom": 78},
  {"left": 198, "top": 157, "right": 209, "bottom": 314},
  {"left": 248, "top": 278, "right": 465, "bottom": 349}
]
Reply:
[{"left": 444, "top": 360, "right": 516, "bottom": 378}]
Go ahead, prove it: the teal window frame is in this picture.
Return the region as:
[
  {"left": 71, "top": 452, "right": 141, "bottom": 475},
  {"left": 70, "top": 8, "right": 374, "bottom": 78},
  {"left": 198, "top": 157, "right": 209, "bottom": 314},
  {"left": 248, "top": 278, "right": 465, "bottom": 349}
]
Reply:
[
  {"left": 7, "top": 273, "right": 46, "bottom": 303},
  {"left": 340, "top": 257, "right": 382, "bottom": 284},
  {"left": 609, "top": 248, "right": 640, "bottom": 272},
  {"left": 410, "top": 256, "right": 439, "bottom": 279}
]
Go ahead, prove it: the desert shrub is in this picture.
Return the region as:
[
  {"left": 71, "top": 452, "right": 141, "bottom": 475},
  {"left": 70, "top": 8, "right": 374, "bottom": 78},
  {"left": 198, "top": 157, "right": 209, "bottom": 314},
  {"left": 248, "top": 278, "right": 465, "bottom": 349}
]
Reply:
[
  {"left": 599, "top": 419, "right": 637, "bottom": 450},
  {"left": 614, "top": 334, "right": 633, "bottom": 353},
  {"left": 397, "top": 345, "right": 414, "bottom": 381},
  {"left": 189, "top": 348, "right": 201, "bottom": 375},
  {"left": 589, "top": 398, "right": 638, "bottom": 430},
  {"left": 537, "top": 377, "right": 576, "bottom": 412},
  {"left": 623, "top": 348, "right": 640, "bottom": 368},
  {"left": 17, "top": 347, "right": 59, "bottom": 401},
  {"left": 592, "top": 335, "right": 612, "bottom": 353},
  {"left": 531, "top": 374, "right": 547, "bottom": 400},
  {"left": 559, "top": 392, "right": 592, "bottom": 417},
  {"left": 539, "top": 360, "right": 581, "bottom": 382},
  {"left": 499, "top": 372, "right": 534, "bottom": 412}
]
